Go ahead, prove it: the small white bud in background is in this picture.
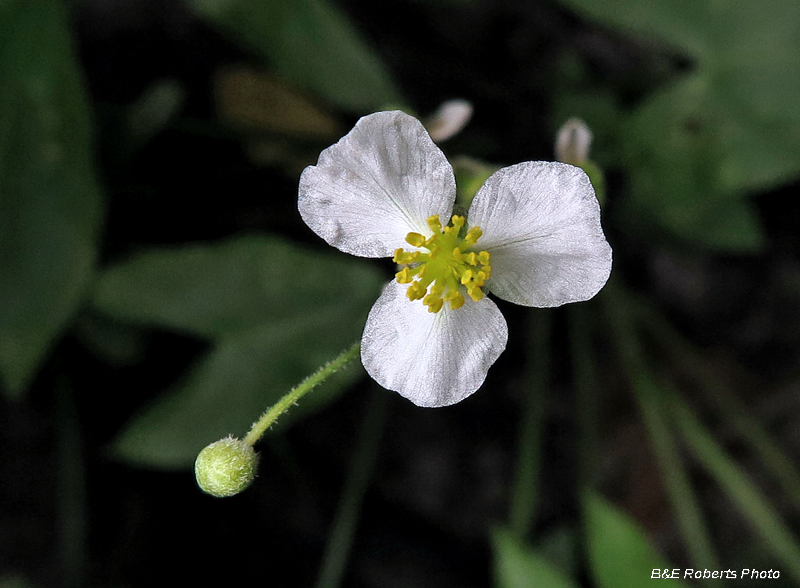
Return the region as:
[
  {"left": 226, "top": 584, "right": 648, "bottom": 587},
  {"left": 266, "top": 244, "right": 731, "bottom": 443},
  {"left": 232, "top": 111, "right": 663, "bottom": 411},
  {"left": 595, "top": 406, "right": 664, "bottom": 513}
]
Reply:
[
  {"left": 195, "top": 436, "right": 258, "bottom": 497},
  {"left": 425, "top": 99, "right": 473, "bottom": 142},
  {"left": 555, "top": 117, "right": 592, "bottom": 165}
]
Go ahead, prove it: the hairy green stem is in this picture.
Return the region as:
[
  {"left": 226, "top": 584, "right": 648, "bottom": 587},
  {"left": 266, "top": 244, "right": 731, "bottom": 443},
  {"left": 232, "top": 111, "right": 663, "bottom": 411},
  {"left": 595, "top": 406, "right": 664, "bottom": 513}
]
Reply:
[{"left": 243, "top": 342, "right": 361, "bottom": 446}]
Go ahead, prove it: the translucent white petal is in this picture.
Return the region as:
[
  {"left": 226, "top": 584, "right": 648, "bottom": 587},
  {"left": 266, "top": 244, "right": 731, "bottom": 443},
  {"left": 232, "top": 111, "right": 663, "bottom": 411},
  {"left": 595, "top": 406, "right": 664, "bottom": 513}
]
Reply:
[
  {"left": 361, "top": 281, "right": 508, "bottom": 407},
  {"left": 468, "top": 161, "right": 612, "bottom": 307},
  {"left": 298, "top": 111, "right": 456, "bottom": 258}
]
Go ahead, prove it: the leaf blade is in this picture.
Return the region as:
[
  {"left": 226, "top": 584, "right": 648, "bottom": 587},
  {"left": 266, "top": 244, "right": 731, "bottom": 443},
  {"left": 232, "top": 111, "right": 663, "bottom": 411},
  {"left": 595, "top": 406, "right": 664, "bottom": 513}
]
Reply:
[
  {"left": 492, "top": 527, "right": 579, "bottom": 588},
  {"left": 584, "top": 491, "right": 689, "bottom": 588},
  {"left": 186, "top": 0, "right": 403, "bottom": 112},
  {"left": 0, "top": 0, "right": 102, "bottom": 396}
]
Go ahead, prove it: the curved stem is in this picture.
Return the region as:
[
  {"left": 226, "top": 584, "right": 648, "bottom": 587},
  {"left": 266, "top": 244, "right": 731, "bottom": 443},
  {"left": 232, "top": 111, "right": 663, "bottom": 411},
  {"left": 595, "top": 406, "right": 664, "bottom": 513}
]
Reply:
[{"left": 243, "top": 342, "right": 361, "bottom": 446}]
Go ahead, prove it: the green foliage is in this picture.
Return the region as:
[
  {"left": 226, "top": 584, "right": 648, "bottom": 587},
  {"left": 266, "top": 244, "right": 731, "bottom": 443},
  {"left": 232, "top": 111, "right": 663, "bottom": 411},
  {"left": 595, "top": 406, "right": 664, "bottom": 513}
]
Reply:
[
  {"left": 603, "top": 286, "right": 719, "bottom": 572},
  {"left": 185, "top": 0, "right": 403, "bottom": 113},
  {"left": 94, "top": 236, "right": 381, "bottom": 339},
  {"left": 583, "top": 492, "right": 688, "bottom": 588},
  {"left": 93, "top": 236, "right": 384, "bottom": 468},
  {"left": 668, "top": 392, "right": 800, "bottom": 583},
  {"left": 558, "top": 0, "right": 800, "bottom": 251},
  {"left": 0, "top": 0, "right": 102, "bottom": 397},
  {"left": 492, "top": 528, "right": 579, "bottom": 588},
  {"left": 0, "top": 574, "right": 34, "bottom": 588}
]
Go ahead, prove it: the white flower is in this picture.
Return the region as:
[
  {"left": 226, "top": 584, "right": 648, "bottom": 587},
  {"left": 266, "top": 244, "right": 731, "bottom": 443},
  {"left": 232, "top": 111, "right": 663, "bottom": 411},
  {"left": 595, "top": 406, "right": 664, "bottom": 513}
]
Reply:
[{"left": 298, "top": 111, "right": 612, "bottom": 408}]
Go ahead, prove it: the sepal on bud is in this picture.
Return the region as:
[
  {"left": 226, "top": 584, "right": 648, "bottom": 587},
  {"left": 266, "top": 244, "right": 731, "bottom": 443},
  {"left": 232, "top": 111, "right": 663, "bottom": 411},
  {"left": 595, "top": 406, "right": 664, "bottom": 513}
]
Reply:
[{"left": 195, "top": 436, "right": 258, "bottom": 497}]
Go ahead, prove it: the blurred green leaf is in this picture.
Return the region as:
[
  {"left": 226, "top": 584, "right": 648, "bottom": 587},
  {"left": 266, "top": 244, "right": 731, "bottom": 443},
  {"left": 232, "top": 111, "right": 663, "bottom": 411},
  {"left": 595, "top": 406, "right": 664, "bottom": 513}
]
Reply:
[
  {"left": 492, "top": 528, "right": 579, "bottom": 588},
  {"left": 667, "top": 392, "right": 800, "bottom": 583},
  {"left": 584, "top": 492, "right": 689, "bottom": 588},
  {"left": 0, "top": 0, "right": 102, "bottom": 397},
  {"left": 186, "top": 0, "right": 403, "bottom": 112},
  {"left": 127, "top": 79, "right": 185, "bottom": 146},
  {"left": 558, "top": 0, "right": 800, "bottom": 251},
  {"left": 96, "top": 235, "right": 385, "bottom": 468},
  {"left": 215, "top": 66, "right": 342, "bottom": 140},
  {"left": 0, "top": 574, "right": 34, "bottom": 588},
  {"left": 603, "top": 285, "right": 719, "bottom": 572},
  {"left": 93, "top": 235, "right": 381, "bottom": 339},
  {"left": 632, "top": 290, "right": 800, "bottom": 511}
]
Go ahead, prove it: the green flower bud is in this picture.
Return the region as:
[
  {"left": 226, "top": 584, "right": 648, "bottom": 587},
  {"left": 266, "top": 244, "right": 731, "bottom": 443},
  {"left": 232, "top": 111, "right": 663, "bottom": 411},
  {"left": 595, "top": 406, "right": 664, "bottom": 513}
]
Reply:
[{"left": 195, "top": 436, "right": 258, "bottom": 497}]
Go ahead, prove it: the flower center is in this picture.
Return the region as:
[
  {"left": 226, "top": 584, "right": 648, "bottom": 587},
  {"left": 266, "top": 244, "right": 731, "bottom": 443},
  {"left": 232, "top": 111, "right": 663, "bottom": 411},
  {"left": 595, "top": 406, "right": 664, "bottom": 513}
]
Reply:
[{"left": 393, "top": 215, "right": 491, "bottom": 313}]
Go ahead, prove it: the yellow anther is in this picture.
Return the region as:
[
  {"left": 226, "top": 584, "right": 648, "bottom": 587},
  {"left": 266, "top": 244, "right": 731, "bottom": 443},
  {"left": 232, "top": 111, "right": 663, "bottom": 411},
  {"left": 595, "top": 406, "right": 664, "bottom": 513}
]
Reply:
[
  {"left": 407, "top": 282, "right": 427, "bottom": 301},
  {"left": 467, "top": 286, "right": 484, "bottom": 302},
  {"left": 423, "top": 291, "right": 444, "bottom": 313},
  {"left": 405, "top": 232, "right": 427, "bottom": 247},
  {"left": 427, "top": 215, "right": 443, "bottom": 233},
  {"left": 443, "top": 290, "right": 466, "bottom": 310},
  {"left": 395, "top": 215, "right": 492, "bottom": 313},
  {"left": 396, "top": 267, "right": 413, "bottom": 283},
  {"left": 463, "top": 227, "right": 483, "bottom": 246},
  {"left": 394, "top": 249, "right": 416, "bottom": 264}
]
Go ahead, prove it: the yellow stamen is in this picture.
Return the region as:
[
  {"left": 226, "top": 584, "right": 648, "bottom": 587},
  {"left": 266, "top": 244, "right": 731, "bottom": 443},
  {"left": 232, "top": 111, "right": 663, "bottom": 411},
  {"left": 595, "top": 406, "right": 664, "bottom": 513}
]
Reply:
[{"left": 394, "top": 214, "right": 491, "bottom": 313}]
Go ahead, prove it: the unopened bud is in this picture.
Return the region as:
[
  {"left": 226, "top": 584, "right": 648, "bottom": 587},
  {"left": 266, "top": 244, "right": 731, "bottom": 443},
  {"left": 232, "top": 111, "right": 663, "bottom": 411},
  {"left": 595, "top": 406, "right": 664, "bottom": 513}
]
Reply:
[
  {"left": 195, "top": 436, "right": 258, "bottom": 497},
  {"left": 425, "top": 99, "right": 473, "bottom": 142},
  {"left": 555, "top": 118, "right": 592, "bottom": 165}
]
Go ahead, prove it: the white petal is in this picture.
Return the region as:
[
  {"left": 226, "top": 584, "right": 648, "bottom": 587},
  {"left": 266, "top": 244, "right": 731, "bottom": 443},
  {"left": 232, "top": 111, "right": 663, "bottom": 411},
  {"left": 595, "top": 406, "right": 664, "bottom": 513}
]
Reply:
[
  {"left": 298, "top": 111, "right": 456, "bottom": 258},
  {"left": 468, "top": 161, "right": 612, "bottom": 307},
  {"left": 361, "top": 281, "right": 508, "bottom": 407}
]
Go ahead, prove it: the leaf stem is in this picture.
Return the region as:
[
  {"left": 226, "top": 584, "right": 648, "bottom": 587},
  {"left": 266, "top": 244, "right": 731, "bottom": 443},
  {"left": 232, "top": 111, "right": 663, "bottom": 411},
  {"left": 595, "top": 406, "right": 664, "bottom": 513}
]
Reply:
[
  {"left": 635, "top": 298, "right": 800, "bottom": 509},
  {"left": 315, "top": 388, "right": 388, "bottom": 588},
  {"left": 57, "top": 377, "right": 86, "bottom": 588},
  {"left": 666, "top": 390, "right": 800, "bottom": 583},
  {"left": 603, "top": 284, "right": 719, "bottom": 573},
  {"left": 243, "top": 342, "right": 361, "bottom": 446},
  {"left": 569, "top": 303, "right": 599, "bottom": 492},
  {"left": 509, "top": 309, "right": 552, "bottom": 540}
]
